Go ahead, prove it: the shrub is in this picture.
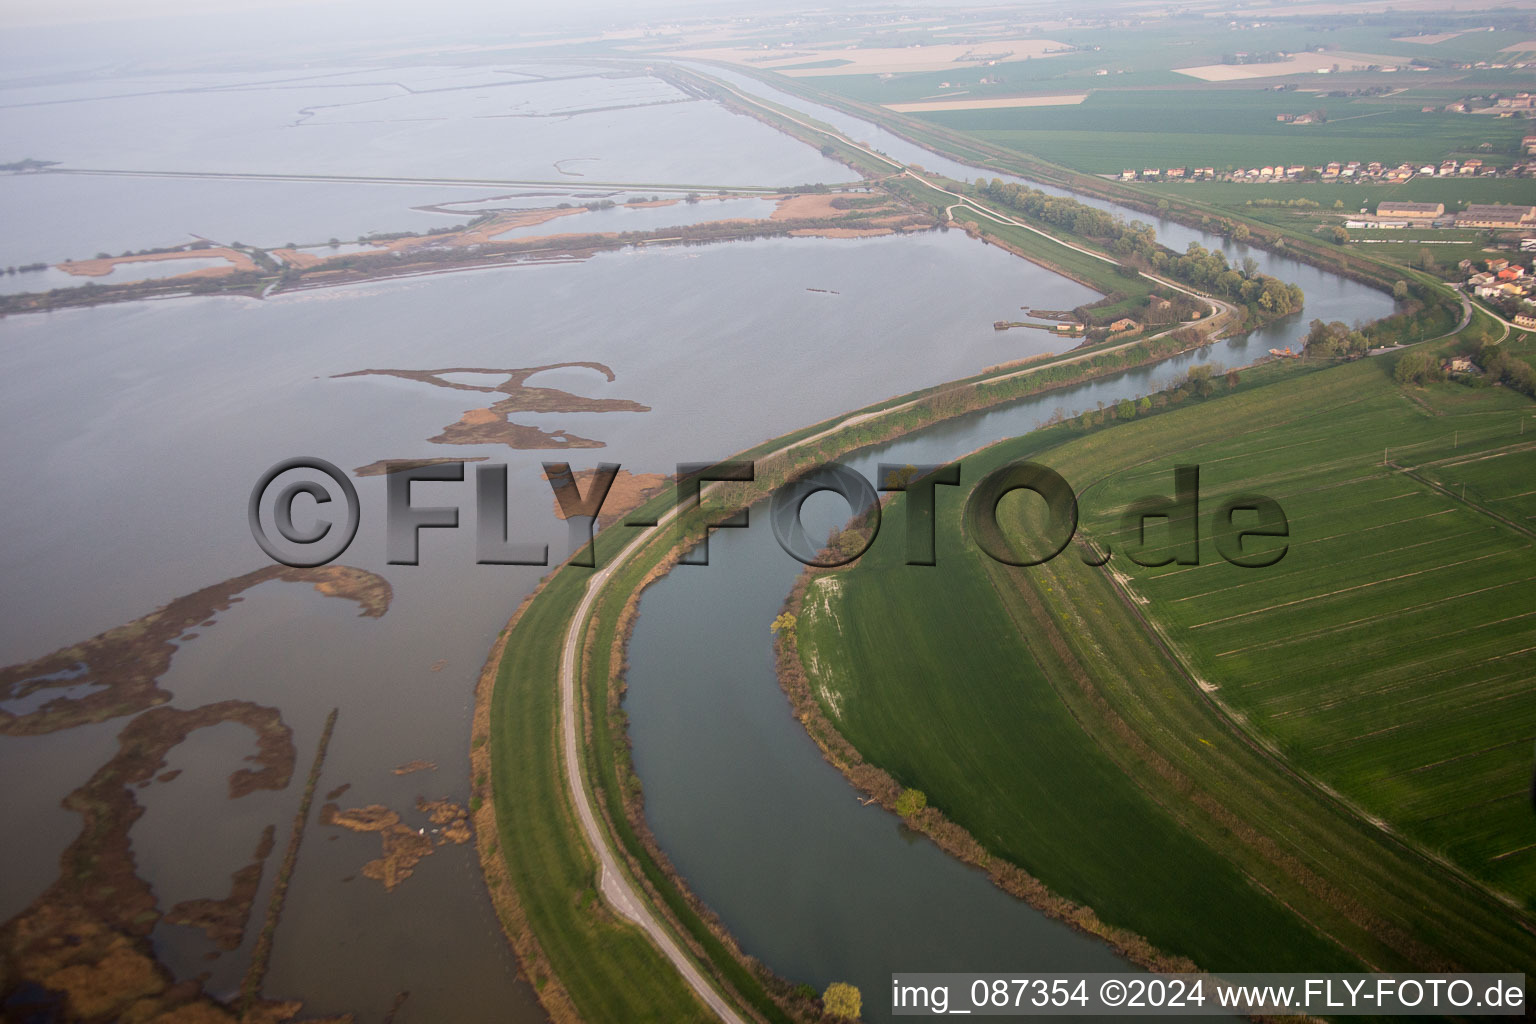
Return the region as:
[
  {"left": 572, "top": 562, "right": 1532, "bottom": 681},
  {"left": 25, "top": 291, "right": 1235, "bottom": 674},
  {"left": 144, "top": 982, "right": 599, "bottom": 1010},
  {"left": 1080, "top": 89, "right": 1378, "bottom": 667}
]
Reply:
[
  {"left": 894, "top": 788, "right": 927, "bottom": 818},
  {"left": 823, "top": 982, "right": 862, "bottom": 1019}
]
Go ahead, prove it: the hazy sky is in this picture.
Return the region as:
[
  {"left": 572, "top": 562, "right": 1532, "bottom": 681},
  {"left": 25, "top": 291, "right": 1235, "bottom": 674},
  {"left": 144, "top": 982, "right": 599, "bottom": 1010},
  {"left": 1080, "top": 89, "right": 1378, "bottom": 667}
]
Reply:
[{"left": 0, "top": 0, "right": 813, "bottom": 28}]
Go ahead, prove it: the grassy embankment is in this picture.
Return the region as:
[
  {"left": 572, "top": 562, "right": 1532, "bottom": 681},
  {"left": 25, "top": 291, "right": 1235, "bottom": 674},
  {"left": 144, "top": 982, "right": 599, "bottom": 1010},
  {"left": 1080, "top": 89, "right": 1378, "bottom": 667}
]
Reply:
[
  {"left": 474, "top": 547, "right": 733, "bottom": 1023},
  {"left": 472, "top": 273, "right": 1290, "bottom": 1022},
  {"left": 791, "top": 352, "right": 1536, "bottom": 977}
]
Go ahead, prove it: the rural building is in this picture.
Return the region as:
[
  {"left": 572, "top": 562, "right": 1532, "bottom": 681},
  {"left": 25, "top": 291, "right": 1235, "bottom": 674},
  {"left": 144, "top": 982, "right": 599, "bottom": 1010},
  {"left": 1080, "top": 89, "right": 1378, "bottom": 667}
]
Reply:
[
  {"left": 1444, "top": 355, "right": 1475, "bottom": 373},
  {"left": 1375, "top": 201, "right": 1443, "bottom": 222},
  {"left": 1108, "top": 318, "right": 1140, "bottom": 332},
  {"left": 1516, "top": 313, "right": 1536, "bottom": 329},
  {"left": 1487, "top": 258, "right": 1510, "bottom": 272},
  {"left": 1455, "top": 204, "right": 1536, "bottom": 229}
]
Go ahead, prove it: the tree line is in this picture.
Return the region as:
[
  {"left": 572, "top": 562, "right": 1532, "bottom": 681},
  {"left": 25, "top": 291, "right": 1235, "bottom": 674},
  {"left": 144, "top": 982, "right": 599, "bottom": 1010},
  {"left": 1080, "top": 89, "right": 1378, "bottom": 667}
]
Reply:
[{"left": 974, "top": 179, "right": 1303, "bottom": 325}]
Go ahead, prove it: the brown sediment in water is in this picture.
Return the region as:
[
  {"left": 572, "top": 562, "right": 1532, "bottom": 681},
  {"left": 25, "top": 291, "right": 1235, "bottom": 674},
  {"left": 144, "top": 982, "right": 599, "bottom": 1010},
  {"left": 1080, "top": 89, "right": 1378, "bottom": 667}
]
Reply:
[
  {"left": 322, "top": 796, "right": 471, "bottom": 892},
  {"left": 353, "top": 457, "right": 487, "bottom": 477},
  {"left": 240, "top": 709, "right": 340, "bottom": 1016},
  {"left": 57, "top": 247, "right": 258, "bottom": 280},
  {"left": 391, "top": 760, "right": 436, "bottom": 776},
  {"left": 787, "top": 226, "right": 892, "bottom": 238},
  {"left": 164, "top": 826, "right": 277, "bottom": 951},
  {"left": 431, "top": 410, "right": 606, "bottom": 449},
  {"left": 545, "top": 468, "right": 670, "bottom": 527},
  {"left": 0, "top": 701, "right": 312, "bottom": 1023},
  {"left": 333, "top": 362, "right": 649, "bottom": 451},
  {"left": 0, "top": 565, "right": 390, "bottom": 738},
  {"left": 769, "top": 193, "right": 851, "bottom": 220}
]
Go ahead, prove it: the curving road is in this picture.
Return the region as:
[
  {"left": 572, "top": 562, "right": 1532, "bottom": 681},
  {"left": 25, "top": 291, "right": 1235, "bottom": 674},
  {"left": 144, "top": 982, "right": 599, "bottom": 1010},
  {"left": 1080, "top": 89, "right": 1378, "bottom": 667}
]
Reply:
[{"left": 558, "top": 517, "right": 748, "bottom": 1024}]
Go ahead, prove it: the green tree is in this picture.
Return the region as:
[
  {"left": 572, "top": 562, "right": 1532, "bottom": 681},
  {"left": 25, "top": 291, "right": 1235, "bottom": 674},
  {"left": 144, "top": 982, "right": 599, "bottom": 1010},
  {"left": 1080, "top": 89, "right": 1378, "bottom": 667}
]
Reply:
[
  {"left": 1116, "top": 398, "right": 1135, "bottom": 420},
  {"left": 823, "top": 982, "right": 862, "bottom": 1019},
  {"left": 1393, "top": 280, "right": 1409, "bottom": 301},
  {"left": 1394, "top": 350, "right": 1443, "bottom": 385},
  {"left": 1329, "top": 226, "right": 1349, "bottom": 245},
  {"left": 770, "top": 612, "right": 797, "bottom": 638},
  {"left": 894, "top": 788, "right": 927, "bottom": 818}
]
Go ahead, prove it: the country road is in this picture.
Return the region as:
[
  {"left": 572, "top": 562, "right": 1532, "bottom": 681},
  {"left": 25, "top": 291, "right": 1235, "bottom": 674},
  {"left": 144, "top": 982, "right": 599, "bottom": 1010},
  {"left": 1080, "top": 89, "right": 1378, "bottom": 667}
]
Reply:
[{"left": 557, "top": 511, "right": 748, "bottom": 1024}]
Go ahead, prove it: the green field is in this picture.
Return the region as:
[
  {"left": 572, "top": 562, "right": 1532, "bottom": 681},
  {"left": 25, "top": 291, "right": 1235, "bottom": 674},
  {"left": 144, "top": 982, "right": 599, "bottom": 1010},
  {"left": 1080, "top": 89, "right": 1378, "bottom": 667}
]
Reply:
[
  {"left": 1078, "top": 364, "right": 1536, "bottom": 896},
  {"left": 795, "top": 355, "right": 1536, "bottom": 974},
  {"left": 794, "top": 460, "right": 1358, "bottom": 972},
  {"left": 919, "top": 91, "right": 1530, "bottom": 175},
  {"left": 802, "top": 18, "right": 1536, "bottom": 106},
  {"left": 1139, "top": 177, "right": 1536, "bottom": 213}
]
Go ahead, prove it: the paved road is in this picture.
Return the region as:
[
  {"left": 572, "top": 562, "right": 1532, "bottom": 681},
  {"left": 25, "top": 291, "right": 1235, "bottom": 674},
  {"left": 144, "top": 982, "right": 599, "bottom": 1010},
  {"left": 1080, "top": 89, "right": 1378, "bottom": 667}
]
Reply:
[
  {"left": 1449, "top": 282, "right": 1536, "bottom": 344},
  {"left": 557, "top": 518, "right": 748, "bottom": 1024}
]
